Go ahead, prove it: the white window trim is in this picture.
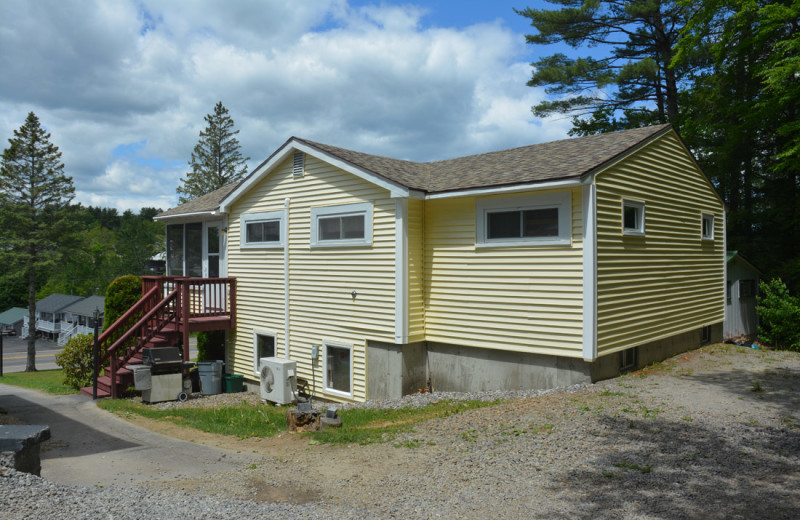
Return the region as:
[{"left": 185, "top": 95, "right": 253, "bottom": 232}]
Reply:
[
  {"left": 701, "top": 213, "right": 715, "bottom": 241},
  {"left": 622, "top": 199, "right": 646, "bottom": 236},
  {"left": 240, "top": 210, "right": 285, "bottom": 249},
  {"left": 322, "top": 341, "right": 353, "bottom": 399},
  {"left": 253, "top": 330, "right": 277, "bottom": 376},
  {"left": 311, "top": 202, "right": 373, "bottom": 247},
  {"left": 475, "top": 191, "right": 572, "bottom": 247}
]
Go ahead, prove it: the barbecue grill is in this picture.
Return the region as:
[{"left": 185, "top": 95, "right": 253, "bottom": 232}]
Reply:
[{"left": 130, "top": 347, "right": 194, "bottom": 403}]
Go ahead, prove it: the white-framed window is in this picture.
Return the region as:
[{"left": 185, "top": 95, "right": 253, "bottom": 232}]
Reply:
[
  {"left": 253, "top": 331, "right": 276, "bottom": 376},
  {"left": 240, "top": 210, "right": 284, "bottom": 248},
  {"left": 323, "top": 341, "right": 353, "bottom": 398},
  {"left": 701, "top": 213, "right": 714, "bottom": 240},
  {"left": 311, "top": 202, "right": 373, "bottom": 247},
  {"left": 622, "top": 199, "right": 646, "bottom": 236},
  {"left": 476, "top": 192, "right": 571, "bottom": 247}
]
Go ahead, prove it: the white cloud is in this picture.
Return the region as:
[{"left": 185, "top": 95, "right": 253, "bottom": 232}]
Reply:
[{"left": 0, "top": 0, "right": 568, "bottom": 212}]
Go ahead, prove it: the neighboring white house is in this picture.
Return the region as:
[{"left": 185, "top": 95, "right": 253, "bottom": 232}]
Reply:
[
  {"left": 724, "top": 251, "right": 761, "bottom": 339},
  {"left": 22, "top": 294, "right": 84, "bottom": 341},
  {"left": 59, "top": 295, "right": 105, "bottom": 346}
]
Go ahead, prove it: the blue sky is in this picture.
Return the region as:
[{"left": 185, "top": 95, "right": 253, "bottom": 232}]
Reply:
[{"left": 0, "top": 0, "right": 582, "bottom": 212}]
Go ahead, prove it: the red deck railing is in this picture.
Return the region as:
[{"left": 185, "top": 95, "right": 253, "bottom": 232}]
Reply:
[{"left": 97, "top": 276, "right": 236, "bottom": 397}]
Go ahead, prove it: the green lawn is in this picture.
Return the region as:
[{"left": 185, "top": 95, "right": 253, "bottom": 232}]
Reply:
[
  {"left": 98, "top": 398, "right": 501, "bottom": 445},
  {"left": 0, "top": 369, "right": 77, "bottom": 395}
]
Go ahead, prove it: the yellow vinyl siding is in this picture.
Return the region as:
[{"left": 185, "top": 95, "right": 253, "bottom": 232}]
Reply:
[
  {"left": 227, "top": 154, "right": 396, "bottom": 402},
  {"left": 423, "top": 188, "right": 584, "bottom": 356},
  {"left": 595, "top": 132, "right": 725, "bottom": 356},
  {"left": 408, "top": 198, "right": 425, "bottom": 342}
]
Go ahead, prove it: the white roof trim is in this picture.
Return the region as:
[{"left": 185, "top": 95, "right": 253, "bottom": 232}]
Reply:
[
  {"left": 425, "top": 179, "right": 582, "bottom": 199},
  {"left": 154, "top": 210, "right": 220, "bottom": 222},
  {"left": 220, "top": 139, "right": 409, "bottom": 212}
]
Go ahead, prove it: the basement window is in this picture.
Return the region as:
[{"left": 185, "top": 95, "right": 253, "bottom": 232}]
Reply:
[
  {"left": 324, "top": 342, "right": 352, "bottom": 398},
  {"left": 619, "top": 347, "right": 638, "bottom": 373},
  {"left": 253, "top": 331, "right": 276, "bottom": 376},
  {"left": 241, "top": 210, "right": 284, "bottom": 248},
  {"left": 622, "top": 199, "right": 645, "bottom": 236}
]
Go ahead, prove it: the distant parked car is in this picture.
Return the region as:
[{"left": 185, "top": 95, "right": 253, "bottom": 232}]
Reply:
[{"left": 1, "top": 327, "right": 15, "bottom": 336}]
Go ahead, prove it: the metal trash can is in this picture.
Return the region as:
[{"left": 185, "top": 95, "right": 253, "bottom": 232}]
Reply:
[{"left": 197, "top": 361, "right": 223, "bottom": 395}]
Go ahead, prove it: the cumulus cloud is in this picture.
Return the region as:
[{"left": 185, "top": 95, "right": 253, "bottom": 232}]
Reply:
[{"left": 0, "top": 0, "right": 568, "bottom": 212}]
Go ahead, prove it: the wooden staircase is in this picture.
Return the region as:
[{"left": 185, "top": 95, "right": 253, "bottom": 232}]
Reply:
[{"left": 80, "top": 276, "right": 236, "bottom": 399}]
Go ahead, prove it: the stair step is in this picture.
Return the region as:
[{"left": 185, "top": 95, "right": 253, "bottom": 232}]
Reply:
[{"left": 80, "top": 386, "right": 111, "bottom": 398}]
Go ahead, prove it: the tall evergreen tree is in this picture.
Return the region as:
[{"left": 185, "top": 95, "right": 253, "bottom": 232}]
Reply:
[
  {"left": 177, "top": 102, "right": 249, "bottom": 204},
  {"left": 0, "top": 112, "right": 76, "bottom": 371},
  {"left": 516, "top": 0, "right": 699, "bottom": 135}
]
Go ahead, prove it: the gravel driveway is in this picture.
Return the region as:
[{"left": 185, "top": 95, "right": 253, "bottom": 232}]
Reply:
[{"left": 3, "top": 343, "right": 800, "bottom": 519}]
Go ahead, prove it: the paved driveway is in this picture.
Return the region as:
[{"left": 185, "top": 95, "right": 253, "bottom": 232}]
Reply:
[{"left": 0, "top": 383, "right": 259, "bottom": 487}]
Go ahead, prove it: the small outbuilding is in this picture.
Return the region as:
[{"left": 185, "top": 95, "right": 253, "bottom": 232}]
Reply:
[
  {"left": 0, "top": 307, "right": 26, "bottom": 336},
  {"left": 724, "top": 251, "right": 761, "bottom": 339}
]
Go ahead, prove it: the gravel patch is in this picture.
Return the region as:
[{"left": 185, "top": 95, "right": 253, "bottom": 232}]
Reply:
[{"left": 3, "top": 344, "right": 800, "bottom": 519}]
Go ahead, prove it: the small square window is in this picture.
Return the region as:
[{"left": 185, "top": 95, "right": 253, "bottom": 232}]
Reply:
[
  {"left": 702, "top": 213, "right": 714, "bottom": 240},
  {"left": 324, "top": 343, "right": 352, "bottom": 397},
  {"left": 622, "top": 200, "right": 645, "bottom": 236}
]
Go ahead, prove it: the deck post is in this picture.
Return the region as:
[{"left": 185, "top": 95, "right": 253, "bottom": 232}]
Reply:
[{"left": 181, "top": 279, "right": 190, "bottom": 363}]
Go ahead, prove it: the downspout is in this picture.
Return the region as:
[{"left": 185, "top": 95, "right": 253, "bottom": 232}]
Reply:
[{"left": 284, "top": 198, "right": 291, "bottom": 360}]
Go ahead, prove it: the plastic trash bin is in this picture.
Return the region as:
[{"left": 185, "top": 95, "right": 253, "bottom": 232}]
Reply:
[{"left": 223, "top": 374, "right": 244, "bottom": 393}]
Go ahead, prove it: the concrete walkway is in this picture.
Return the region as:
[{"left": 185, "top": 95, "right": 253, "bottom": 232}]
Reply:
[{"left": 0, "top": 383, "right": 259, "bottom": 488}]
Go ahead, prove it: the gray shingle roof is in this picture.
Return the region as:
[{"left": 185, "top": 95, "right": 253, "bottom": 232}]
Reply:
[
  {"left": 296, "top": 124, "right": 672, "bottom": 193},
  {"left": 62, "top": 295, "right": 105, "bottom": 317},
  {"left": 160, "top": 124, "right": 673, "bottom": 216},
  {"left": 36, "top": 294, "right": 84, "bottom": 313},
  {"left": 0, "top": 307, "right": 27, "bottom": 326},
  {"left": 156, "top": 182, "right": 241, "bottom": 219}
]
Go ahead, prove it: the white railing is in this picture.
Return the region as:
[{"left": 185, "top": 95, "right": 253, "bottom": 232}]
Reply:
[{"left": 58, "top": 322, "right": 79, "bottom": 347}]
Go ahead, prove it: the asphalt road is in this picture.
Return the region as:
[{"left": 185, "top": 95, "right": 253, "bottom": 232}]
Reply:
[
  {"left": 0, "top": 335, "right": 198, "bottom": 374},
  {"left": 0, "top": 383, "right": 258, "bottom": 487}
]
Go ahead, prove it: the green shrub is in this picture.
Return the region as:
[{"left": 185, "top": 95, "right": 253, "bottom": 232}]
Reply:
[
  {"left": 55, "top": 334, "right": 96, "bottom": 390},
  {"left": 197, "top": 330, "right": 226, "bottom": 361},
  {"left": 103, "top": 274, "right": 142, "bottom": 331},
  {"left": 757, "top": 278, "right": 800, "bottom": 351}
]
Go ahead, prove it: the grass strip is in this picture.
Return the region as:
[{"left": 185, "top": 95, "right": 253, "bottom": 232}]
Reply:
[
  {"left": 98, "top": 398, "right": 502, "bottom": 444},
  {"left": 0, "top": 369, "right": 77, "bottom": 395}
]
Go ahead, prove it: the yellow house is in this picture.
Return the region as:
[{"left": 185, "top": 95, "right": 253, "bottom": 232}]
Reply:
[{"left": 156, "top": 124, "right": 725, "bottom": 403}]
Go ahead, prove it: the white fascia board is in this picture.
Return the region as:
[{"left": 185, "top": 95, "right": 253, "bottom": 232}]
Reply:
[
  {"left": 219, "top": 140, "right": 410, "bottom": 212},
  {"left": 582, "top": 182, "right": 598, "bottom": 361},
  {"left": 153, "top": 210, "right": 219, "bottom": 222},
  {"left": 425, "top": 179, "right": 582, "bottom": 200}
]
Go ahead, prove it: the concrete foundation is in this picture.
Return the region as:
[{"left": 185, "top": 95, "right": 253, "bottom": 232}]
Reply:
[{"left": 366, "top": 323, "right": 723, "bottom": 399}]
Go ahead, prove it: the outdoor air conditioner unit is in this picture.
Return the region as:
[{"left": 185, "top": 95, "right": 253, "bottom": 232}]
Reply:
[{"left": 260, "top": 357, "right": 296, "bottom": 405}]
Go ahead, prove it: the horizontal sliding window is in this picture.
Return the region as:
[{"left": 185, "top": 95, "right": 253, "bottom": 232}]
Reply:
[
  {"left": 476, "top": 191, "right": 571, "bottom": 247},
  {"left": 240, "top": 210, "right": 284, "bottom": 248},
  {"left": 311, "top": 202, "right": 373, "bottom": 247}
]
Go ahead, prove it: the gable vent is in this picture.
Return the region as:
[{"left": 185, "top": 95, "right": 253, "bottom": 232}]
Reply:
[{"left": 292, "top": 151, "right": 304, "bottom": 177}]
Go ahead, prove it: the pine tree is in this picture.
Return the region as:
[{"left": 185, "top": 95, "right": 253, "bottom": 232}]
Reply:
[
  {"left": 177, "top": 102, "right": 249, "bottom": 204},
  {"left": 0, "top": 112, "right": 76, "bottom": 371},
  {"left": 516, "top": 0, "right": 699, "bottom": 135}
]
